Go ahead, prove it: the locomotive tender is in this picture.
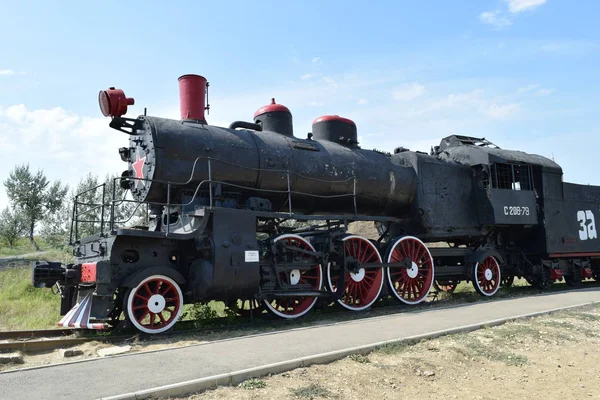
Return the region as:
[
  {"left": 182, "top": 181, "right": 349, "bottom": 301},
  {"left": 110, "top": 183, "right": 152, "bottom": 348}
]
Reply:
[{"left": 33, "top": 74, "right": 600, "bottom": 333}]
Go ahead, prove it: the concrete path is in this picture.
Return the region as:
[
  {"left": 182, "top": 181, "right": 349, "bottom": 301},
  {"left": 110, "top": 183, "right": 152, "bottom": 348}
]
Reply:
[{"left": 2, "top": 288, "right": 600, "bottom": 400}]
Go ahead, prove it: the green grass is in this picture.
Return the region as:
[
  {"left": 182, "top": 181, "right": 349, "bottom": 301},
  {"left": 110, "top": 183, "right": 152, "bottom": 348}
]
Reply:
[
  {"left": 569, "top": 312, "right": 600, "bottom": 322},
  {"left": 290, "top": 384, "right": 332, "bottom": 398},
  {"left": 348, "top": 353, "right": 370, "bottom": 363},
  {"left": 0, "top": 267, "right": 61, "bottom": 330},
  {"left": 240, "top": 378, "right": 267, "bottom": 390},
  {"left": 376, "top": 340, "right": 416, "bottom": 355},
  {"left": 452, "top": 337, "right": 529, "bottom": 366},
  {"left": 0, "top": 236, "right": 54, "bottom": 257}
]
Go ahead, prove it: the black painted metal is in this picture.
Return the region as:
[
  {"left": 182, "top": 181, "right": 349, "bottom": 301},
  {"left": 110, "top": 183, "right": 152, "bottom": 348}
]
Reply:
[
  {"left": 118, "top": 116, "right": 417, "bottom": 218},
  {"left": 254, "top": 110, "right": 294, "bottom": 137},
  {"left": 312, "top": 117, "right": 358, "bottom": 147},
  {"left": 229, "top": 121, "right": 262, "bottom": 131}
]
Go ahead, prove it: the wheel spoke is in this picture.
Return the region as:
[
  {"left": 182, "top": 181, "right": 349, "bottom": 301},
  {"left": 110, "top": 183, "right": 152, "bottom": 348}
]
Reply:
[
  {"left": 134, "top": 293, "right": 149, "bottom": 301},
  {"left": 143, "top": 283, "right": 152, "bottom": 296}
]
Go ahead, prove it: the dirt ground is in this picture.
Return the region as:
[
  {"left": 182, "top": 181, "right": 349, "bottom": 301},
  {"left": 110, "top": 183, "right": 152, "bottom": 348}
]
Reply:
[{"left": 178, "top": 304, "right": 600, "bottom": 400}]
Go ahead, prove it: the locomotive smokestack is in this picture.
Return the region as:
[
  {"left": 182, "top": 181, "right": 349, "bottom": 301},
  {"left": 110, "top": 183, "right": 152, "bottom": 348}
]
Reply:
[{"left": 178, "top": 74, "right": 209, "bottom": 123}]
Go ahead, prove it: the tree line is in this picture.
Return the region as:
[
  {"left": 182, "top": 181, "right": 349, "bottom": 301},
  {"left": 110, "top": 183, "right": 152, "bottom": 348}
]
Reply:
[{"left": 0, "top": 164, "right": 143, "bottom": 250}]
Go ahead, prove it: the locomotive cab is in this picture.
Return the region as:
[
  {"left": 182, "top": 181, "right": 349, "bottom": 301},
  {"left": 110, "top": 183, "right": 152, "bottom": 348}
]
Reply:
[
  {"left": 481, "top": 161, "right": 539, "bottom": 226},
  {"left": 435, "top": 135, "right": 556, "bottom": 229}
]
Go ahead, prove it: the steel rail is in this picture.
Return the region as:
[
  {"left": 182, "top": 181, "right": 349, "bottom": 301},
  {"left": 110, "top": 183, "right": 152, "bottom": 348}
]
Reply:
[
  {"left": 0, "top": 328, "right": 76, "bottom": 340},
  {"left": 0, "top": 335, "right": 134, "bottom": 353}
]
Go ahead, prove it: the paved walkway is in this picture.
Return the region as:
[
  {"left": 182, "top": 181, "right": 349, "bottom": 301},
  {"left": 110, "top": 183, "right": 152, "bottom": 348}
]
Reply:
[{"left": 2, "top": 288, "right": 600, "bottom": 400}]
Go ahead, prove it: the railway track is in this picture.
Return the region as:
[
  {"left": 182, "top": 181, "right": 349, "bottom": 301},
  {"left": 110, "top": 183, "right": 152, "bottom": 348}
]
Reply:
[
  {"left": 0, "top": 328, "right": 76, "bottom": 340},
  {"left": 1, "top": 281, "right": 596, "bottom": 354},
  {"left": 0, "top": 336, "right": 126, "bottom": 353},
  {"left": 0, "top": 328, "right": 124, "bottom": 353}
]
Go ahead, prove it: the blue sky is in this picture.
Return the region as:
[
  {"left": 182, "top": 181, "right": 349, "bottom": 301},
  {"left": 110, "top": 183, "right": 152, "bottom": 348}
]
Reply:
[{"left": 0, "top": 0, "right": 599, "bottom": 209}]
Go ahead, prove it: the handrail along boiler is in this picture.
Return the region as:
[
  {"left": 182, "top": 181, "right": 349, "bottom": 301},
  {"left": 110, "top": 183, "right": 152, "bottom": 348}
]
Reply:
[{"left": 32, "top": 74, "right": 600, "bottom": 333}]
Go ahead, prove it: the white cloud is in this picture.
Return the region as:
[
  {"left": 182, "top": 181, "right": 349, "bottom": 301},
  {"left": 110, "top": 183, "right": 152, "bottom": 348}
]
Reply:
[
  {"left": 322, "top": 76, "right": 337, "bottom": 87},
  {"left": 357, "top": 98, "right": 369, "bottom": 105},
  {"left": 0, "top": 105, "right": 127, "bottom": 209},
  {"left": 429, "top": 89, "right": 482, "bottom": 110},
  {"left": 486, "top": 103, "right": 521, "bottom": 118},
  {"left": 517, "top": 84, "right": 540, "bottom": 93},
  {"left": 517, "top": 84, "right": 554, "bottom": 96},
  {"left": 506, "top": 0, "right": 546, "bottom": 13},
  {"left": 393, "top": 83, "right": 425, "bottom": 101},
  {"left": 427, "top": 89, "right": 520, "bottom": 119},
  {"left": 301, "top": 73, "right": 318, "bottom": 80},
  {"left": 536, "top": 88, "right": 555, "bottom": 96},
  {"left": 0, "top": 69, "right": 16, "bottom": 76},
  {"left": 538, "top": 41, "right": 595, "bottom": 55},
  {"left": 311, "top": 57, "right": 323, "bottom": 66},
  {"left": 480, "top": 0, "right": 545, "bottom": 29},
  {"left": 539, "top": 42, "right": 564, "bottom": 52},
  {"left": 479, "top": 10, "right": 512, "bottom": 29}
]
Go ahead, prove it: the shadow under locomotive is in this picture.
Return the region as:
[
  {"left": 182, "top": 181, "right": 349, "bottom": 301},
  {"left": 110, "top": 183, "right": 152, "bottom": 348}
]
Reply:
[{"left": 32, "top": 74, "right": 600, "bottom": 334}]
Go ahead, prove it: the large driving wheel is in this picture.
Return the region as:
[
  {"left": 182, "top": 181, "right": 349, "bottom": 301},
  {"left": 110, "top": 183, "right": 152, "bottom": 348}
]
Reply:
[
  {"left": 327, "top": 235, "right": 384, "bottom": 311},
  {"left": 386, "top": 236, "right": 434, "bottom": 305},
  {"left": 263, "top": 234, "right": 323, "bottom": 319},
  {"left": 434, "top": 280, "right": 459, "bottom": 293},
  {"left": 125, "top": 274, "right": 183, "bottom": 334},
  {"left": 229, "top": 298, "right": 264, "bottom": 318}
]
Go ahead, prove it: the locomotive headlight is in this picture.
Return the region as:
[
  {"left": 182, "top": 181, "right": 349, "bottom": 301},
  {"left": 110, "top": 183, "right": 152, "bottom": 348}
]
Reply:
[
  {"left": 98, "top": 90, "right": 111, "bottom": 116},
  {"left": 98, "top": 87, "right": 135, "bottom": 118}
]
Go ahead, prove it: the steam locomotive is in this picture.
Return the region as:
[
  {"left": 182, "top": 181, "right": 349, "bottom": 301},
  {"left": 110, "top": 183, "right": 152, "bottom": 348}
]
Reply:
[{"left": 33, "top": 74, "right": 600, "bottom": 334}]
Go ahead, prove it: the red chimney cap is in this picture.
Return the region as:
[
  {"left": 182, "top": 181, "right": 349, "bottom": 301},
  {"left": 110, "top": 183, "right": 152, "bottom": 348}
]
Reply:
[
  {"left": 312, "top": 115, "right": 356, "bottom": 126},
  {"left": 254, "top": 98, "right": 290, "bottom": 118},
  {"left": 178, "top": 74, "right": 208, "bottom": 122}
]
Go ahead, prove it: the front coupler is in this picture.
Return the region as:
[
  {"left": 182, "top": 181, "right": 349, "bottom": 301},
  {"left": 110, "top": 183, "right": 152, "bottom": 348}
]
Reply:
[
  {"left": 32, "top": 261, "right": 80, "bottom": 288},
  {"left": 32, "top": 261, "right": 80, "bottom": 315}
]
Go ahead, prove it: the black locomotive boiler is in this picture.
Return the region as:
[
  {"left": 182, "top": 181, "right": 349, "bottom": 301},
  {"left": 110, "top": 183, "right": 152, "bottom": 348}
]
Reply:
[{"left": 33, "top": 74, "right": 600, "bottom": 334}]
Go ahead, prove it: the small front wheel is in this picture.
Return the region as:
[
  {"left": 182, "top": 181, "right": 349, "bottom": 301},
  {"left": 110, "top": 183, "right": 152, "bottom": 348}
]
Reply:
[
  {"left": 472, "top": 256, "right": 501, "bottom": 297},
  {"left": 125, "top": 274, "right": 183, "bottom": 334}
]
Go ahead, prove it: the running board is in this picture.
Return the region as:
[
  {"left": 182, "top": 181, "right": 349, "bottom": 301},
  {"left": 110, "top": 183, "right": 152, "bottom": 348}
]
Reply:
[{"left": 58, "top": 292, "right": 106, "bottom": 330}]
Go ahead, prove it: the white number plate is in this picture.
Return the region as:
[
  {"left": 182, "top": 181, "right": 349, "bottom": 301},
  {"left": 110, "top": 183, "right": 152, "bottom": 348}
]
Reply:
[{"left": 503, "top": 206, "right": 530, "bottom": 216}]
